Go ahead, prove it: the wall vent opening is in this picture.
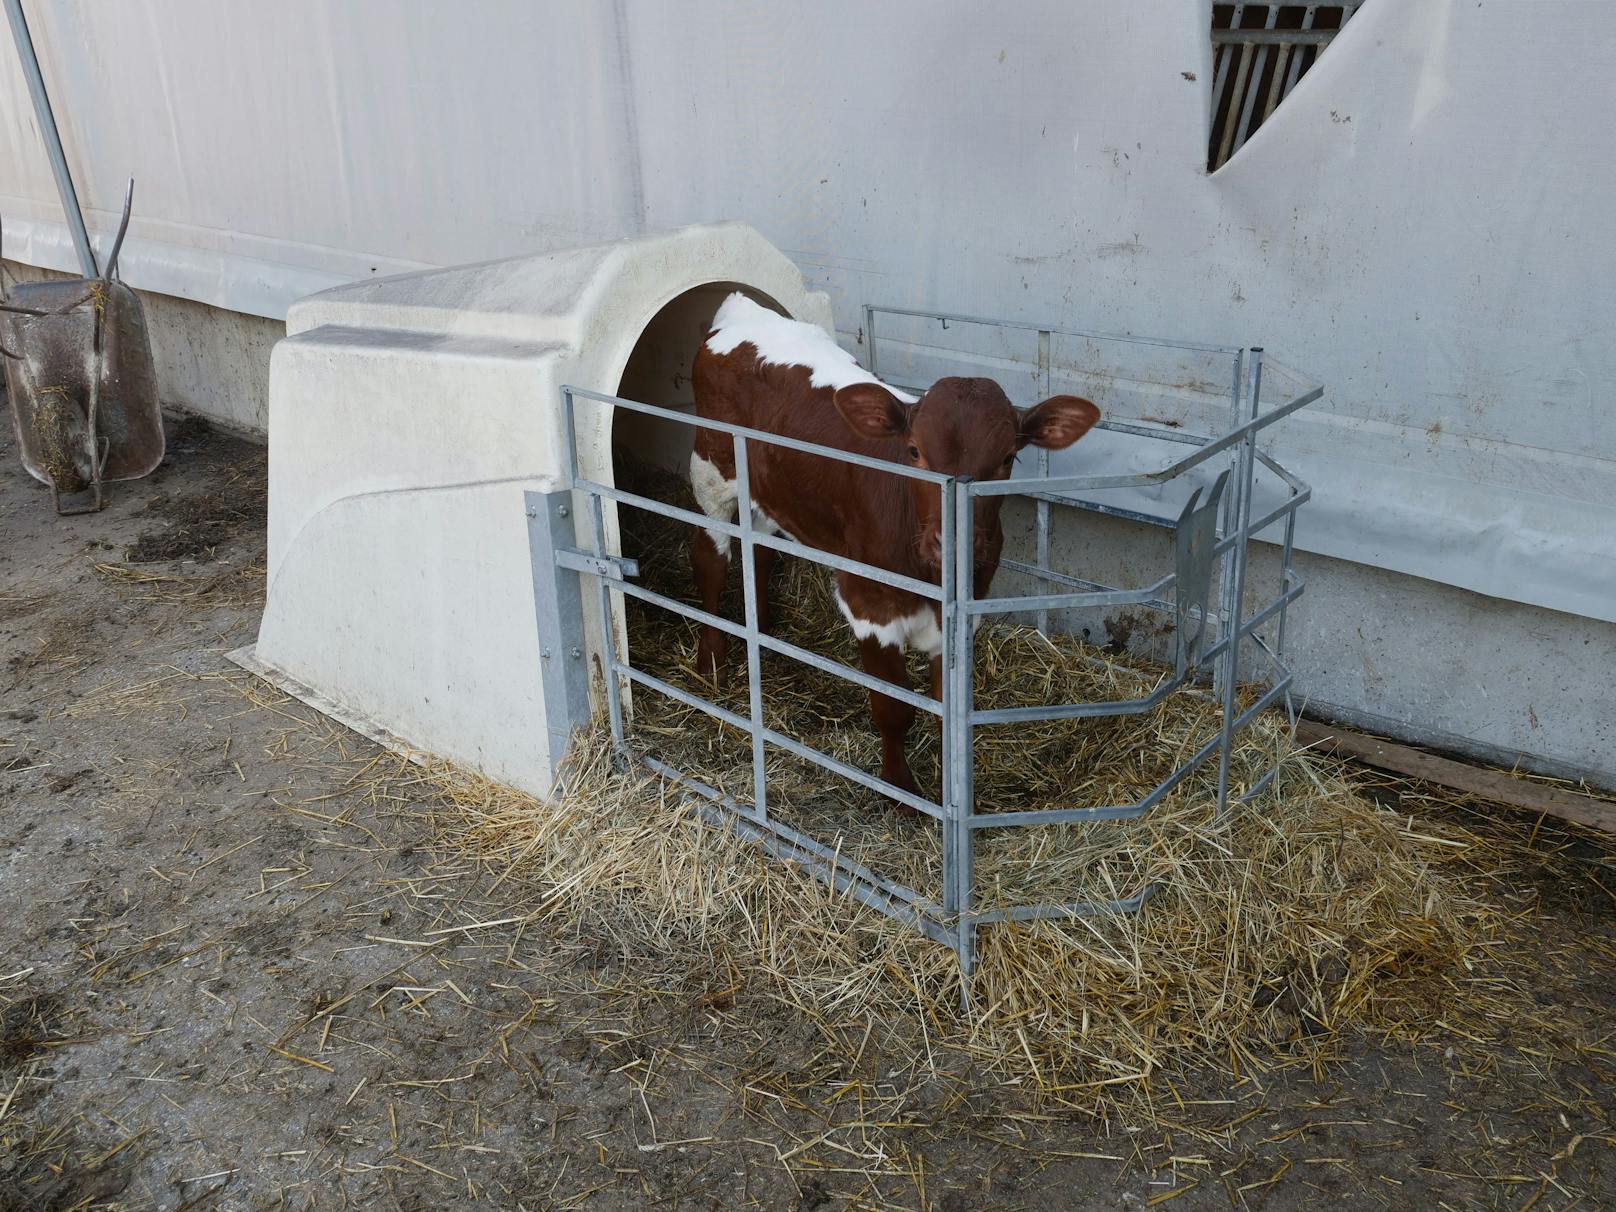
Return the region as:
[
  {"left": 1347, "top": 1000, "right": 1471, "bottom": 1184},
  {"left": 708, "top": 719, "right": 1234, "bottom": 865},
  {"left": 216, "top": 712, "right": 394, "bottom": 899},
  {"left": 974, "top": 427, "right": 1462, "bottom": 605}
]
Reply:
[{"left": 1209, "top": 3, "right": 1363, "bottom": 171}]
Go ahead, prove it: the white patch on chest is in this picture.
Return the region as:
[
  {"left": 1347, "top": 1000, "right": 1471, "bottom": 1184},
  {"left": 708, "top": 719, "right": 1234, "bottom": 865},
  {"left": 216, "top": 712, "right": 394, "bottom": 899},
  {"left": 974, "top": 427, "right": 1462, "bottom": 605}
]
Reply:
[
  {"left": 706, "top": 293, "right": 918, "bottom": 403},
  {"left": 833, "top": 587, "right": 943, "bottom": 657},
  {"left": 753, "top": 507, "right": 793, "bottom": 541}
]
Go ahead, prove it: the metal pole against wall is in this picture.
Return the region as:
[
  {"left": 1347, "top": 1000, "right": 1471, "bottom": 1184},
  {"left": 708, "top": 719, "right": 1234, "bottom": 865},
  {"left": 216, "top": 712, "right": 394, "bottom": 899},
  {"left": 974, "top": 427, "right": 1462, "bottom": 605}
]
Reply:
[
  {"left": 1034, "top": 329, "right": 1053, "bottom": 636},
  {"left": 565, "top": 388, "right": 626, "bottom": 751},
  {"left": 945, "top": 478, "right": 977, "bottom": 985},
  {"left": 526, "top": 489, "right": 594, "bottom": 778},
  {"left": 1214, "top": 349, "right": 1264, "bottom": 822},
  {"left": 4, "top": 0, "right": 98, "bottom": 278},
  {"left": 734, "top": 436, "right": 770, "bottom": 822},
  {"left": 1213, "top": 349, "right": 1246, "bottom": 699}
]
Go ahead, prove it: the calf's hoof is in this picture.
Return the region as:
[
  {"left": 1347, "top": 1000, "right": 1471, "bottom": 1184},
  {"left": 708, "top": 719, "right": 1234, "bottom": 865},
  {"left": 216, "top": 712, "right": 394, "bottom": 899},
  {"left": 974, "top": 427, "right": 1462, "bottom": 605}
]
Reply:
[
  {"left": 695, "top": 638, "right": 730, "bottom": 685},
  {"left": 878, "top": 766, "right": 924, "bottom": 819}
]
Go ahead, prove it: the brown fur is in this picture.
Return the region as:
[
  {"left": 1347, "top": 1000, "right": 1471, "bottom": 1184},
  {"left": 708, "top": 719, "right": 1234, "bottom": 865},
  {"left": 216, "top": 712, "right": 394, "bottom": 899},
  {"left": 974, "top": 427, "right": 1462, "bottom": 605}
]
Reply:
[{"left": 690, "top": 338, "right": 1098, "bottom": 803}]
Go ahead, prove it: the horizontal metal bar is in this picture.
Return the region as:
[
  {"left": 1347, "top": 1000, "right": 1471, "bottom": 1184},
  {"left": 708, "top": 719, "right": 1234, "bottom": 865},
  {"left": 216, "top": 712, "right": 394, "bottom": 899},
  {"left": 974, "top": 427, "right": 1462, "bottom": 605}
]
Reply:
[
  {"left": 1020, "top": 474, "right": 1305, "bottom": 548},
  {"left": 578, "top": 476, "right": 945, "bottom": 603},
  {"left": 1086, "top": 417, "right": 1215, "bottom": 448},
  {"left": 967, "top": 881, "right": 1159, "bottom": 926},
  {"left": 734, "top": 821, "right": 955, "bottom": 944},
  {"left": 1212, "top": 28, "right": 1339, "bottom": 46},
  {"left": 614, "top": 660, "right": 754, "bottom": 733},
  {"left": 749, "top": 532, "right": 939, "bottom": 600},
  {"left": 758, "top": 724, "right": 944, "bottom": 820},
  {"left": 1237, "top": 761, "right": 1282, "bottom": 804},
  {"left": 757, "top": 646, "right": 941, "bottom": 717},
  {"left": 1010, "top": 422, "right": 1311, "bottom": 532},
  {"left": 1020, "top": 493, "right": 1182, "bottom": 530},
  {"left": 970, "top": 571, "right": 1176, "bottom": 617},
  {"left": 619, "top": 660, "right": 941, "bottom": 818},
  {"left": 996, "top": 557, "right": 1219, "bottom": 629},
  {"left": 1246, "top": 350, "right": 1323, "bottom": 394},
  {"left": 564, "top": 386, "right": 952, "bottom": 485},
  {"left": 1256, "top": 447, "right": 1310, "bottom": 495},
  {"left": 968, "top": 675, "right": 1292, "bottom": 829},
  {"left": 1230, "top": 576, "right": 1304, "bottom": 643},
  {"left": 968, "top": 384, "right": 1323, "bottom": 498},
  {"left": 757, "top": 635, "right": 942, "bottom": 717},
  {"left": 637, "top": 753, "right": 948, "bottom": 924},
  {"left": 997, "top": 557, "right": 1167, "bottom": 609},
  {"left": 555, "top": 547, "right": 639, "bottom": 581},
  {"left": 1212, "top": 491, "right": 1307, "bottom": 557},
  {"left": 972, "top": 667, "right": 1183, "bottom": 726},
  {"left": 601, "top": 575, "right": 943, "bottom": 716},
  {"left": 866, "top": 304, "right": 1243, "bottom": 356},
  {"left": 964, "top": 577, "right": 1301, "bottom": 728},
  {"left": 603, "top": 575, "right": 743, "bottom": 639}
]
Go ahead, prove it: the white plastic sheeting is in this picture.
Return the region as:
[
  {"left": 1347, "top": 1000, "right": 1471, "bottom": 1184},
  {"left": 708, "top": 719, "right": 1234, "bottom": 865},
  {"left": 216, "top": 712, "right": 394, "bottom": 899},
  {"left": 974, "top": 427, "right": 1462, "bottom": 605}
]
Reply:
[{"left": 2, "top": 0, "right": 1611, "bottom": 626}]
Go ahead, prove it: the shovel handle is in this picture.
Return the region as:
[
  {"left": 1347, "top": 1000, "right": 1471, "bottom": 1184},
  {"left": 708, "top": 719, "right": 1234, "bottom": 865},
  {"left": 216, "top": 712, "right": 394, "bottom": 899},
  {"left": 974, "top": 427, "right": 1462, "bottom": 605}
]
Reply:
[{"left": 104, "top": 177, "right": 134, "bottom": 282}]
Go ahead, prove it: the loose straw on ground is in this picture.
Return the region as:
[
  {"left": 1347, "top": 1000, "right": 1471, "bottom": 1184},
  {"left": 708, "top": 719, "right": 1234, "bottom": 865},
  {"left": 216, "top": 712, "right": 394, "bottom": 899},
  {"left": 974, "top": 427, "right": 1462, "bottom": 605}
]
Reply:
[{"left": 413, "top": 474, "right": 1517, "bottom": 1116}]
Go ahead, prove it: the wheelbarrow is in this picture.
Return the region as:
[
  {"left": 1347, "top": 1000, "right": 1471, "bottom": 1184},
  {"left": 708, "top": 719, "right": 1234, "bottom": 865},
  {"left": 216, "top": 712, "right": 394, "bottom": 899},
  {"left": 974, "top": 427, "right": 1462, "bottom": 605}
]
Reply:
[{"left": 0, "top": 179, "right": 164, "bottom": 514}]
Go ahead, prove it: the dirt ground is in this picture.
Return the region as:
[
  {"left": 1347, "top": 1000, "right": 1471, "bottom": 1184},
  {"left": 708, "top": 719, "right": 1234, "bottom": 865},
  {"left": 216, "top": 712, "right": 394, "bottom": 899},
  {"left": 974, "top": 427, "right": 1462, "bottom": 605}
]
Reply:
[{"left": 2, "top": 417, "right": 1613, "bottom": 1211}]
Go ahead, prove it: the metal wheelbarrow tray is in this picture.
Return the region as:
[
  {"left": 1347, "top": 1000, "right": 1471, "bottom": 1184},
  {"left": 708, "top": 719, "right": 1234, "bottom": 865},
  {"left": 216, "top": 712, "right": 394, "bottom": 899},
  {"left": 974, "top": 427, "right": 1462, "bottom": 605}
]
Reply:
[{"left": 1, "top": 215, "right": 164, "bottom": 514}]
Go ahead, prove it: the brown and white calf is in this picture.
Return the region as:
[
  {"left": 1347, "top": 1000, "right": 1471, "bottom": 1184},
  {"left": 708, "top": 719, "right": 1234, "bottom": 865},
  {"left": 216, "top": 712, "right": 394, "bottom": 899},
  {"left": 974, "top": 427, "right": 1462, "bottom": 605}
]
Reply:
[{"left": 689, "top": 294, "right": 1099, "bottom": 803}]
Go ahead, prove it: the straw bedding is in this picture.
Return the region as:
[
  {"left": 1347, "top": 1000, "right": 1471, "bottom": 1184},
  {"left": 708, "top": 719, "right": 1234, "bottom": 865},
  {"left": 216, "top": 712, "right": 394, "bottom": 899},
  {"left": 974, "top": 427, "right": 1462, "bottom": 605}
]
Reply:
[{"left": 432, "top": 475, "right": 1509, "bottom": 1110}]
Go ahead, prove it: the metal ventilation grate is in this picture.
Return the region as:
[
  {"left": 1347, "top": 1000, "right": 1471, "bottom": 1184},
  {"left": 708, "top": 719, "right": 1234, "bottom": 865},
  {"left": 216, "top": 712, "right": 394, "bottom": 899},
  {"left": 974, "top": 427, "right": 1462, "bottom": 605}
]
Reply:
[{"left": 1209, "top": 3, "right": 1363, "bottom": 171}]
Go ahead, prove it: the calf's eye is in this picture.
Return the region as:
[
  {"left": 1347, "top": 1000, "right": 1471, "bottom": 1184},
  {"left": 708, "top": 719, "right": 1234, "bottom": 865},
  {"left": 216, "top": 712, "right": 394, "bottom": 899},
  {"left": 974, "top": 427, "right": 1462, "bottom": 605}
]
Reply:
[{"left": 907, "top": 445, "right": 920, "bottom": 461}]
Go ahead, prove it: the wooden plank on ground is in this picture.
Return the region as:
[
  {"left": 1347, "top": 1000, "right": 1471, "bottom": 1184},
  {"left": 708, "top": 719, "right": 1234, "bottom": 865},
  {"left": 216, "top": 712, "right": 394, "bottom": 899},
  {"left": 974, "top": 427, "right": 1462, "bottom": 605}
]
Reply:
[{"left": 1294, "top": 720, "right": 1616, "bottom": 835}]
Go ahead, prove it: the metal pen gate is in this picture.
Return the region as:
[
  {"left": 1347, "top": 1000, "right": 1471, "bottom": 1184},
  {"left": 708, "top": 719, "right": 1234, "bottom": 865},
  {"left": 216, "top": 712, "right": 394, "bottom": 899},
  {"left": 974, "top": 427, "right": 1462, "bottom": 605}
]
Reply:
[{"left": 526, "top": 307, "right": 1319, "bottom": 978}]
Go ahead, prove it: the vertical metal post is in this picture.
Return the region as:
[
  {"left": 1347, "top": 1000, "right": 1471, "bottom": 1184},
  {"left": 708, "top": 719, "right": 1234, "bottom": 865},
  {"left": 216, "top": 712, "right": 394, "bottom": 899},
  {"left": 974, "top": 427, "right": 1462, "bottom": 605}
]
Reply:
[
  {"left": 1275, "top": 502, "right": 1300, "bottom": 730},
  {"left": 1233, "top": 4, "right": 1282, "bottom": 152},
  {"left": 864, "top": 305, "right": 879, "bottom": 378},
  {"left": 941, "top": 475, "right": 958, "bottom": 929},
  {"left": 733, "top": 437, "right": 769, "bottom": 821},
  {"left": 567, "top": 389, "right": 625, "bottom": 752},
  {"left": 1276, "top": 509, "right": 1297, "bottom": 660},
  {"left": 1214, "top": 349, "right": 1263, "bottom": 822},
  {"left": 1209, "top": 4, "right": 1239, "bottom": 143},
  {"left": 1034, "top": 329, "right": 1052, "bottom": 636},
  {"left": 944, "top": 478, "right": 977, "bottom": 987},
  {"left": 526, "top": 488, "right": 593, "bottom": 780},
  {"left": 589, "top": 487, "right": 626, "bottom": 749},
  {"left": 1285, "top": 5, "right": 1321, "bottom": 97},
  {"left": 1213, "top": 349, "right": 1245, "bottom": 698},
  {"left": 1214, "top": 4, "right": 1254, "bottom": 170},
  {"left": 4, "top": 0, "right": 98, "bottom": 279}
]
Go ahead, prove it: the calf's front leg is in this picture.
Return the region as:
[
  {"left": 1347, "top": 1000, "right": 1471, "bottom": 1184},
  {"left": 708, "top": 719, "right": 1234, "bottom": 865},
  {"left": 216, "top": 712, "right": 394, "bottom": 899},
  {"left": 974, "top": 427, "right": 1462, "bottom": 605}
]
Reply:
[
  {"left": 856, "top": 635, "right": 920, "bottom": 813},
  {"left": 691, "top": 527, "right": 731, "bottom": 681},
  {"left": 751, "top": 541, "right": 777, "bottom": 634}
]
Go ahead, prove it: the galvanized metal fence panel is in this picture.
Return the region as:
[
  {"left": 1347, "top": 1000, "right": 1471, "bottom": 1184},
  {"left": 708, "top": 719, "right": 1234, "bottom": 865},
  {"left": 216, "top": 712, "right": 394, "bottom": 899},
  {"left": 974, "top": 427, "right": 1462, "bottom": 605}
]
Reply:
[{"left": 531, "top": 307, "right": 1318, "bottom": 980}]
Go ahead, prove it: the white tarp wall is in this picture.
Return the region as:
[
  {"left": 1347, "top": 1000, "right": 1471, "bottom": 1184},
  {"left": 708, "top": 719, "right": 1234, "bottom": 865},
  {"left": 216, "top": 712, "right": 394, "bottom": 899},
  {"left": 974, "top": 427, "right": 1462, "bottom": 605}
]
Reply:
[{"left": 3, "top": 0, "right": 1611, "bottom": 782}]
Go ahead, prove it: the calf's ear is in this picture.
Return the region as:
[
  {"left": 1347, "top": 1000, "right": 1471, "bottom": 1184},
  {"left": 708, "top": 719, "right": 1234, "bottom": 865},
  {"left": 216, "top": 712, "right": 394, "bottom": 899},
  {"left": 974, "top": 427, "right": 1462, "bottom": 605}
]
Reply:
[
  {"left": 834, "top": 383, "right": 912, "bottom": 440},
  {"left": 1018, "top": 395, "right": 1100, "bottom": 450}
]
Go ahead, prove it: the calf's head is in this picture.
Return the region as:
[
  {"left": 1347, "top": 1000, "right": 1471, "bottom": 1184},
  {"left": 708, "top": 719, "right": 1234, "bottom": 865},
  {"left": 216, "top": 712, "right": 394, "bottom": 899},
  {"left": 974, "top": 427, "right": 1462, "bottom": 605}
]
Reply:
[{"left": 833, "top": 377, "right": 1100, "bottom": 574}]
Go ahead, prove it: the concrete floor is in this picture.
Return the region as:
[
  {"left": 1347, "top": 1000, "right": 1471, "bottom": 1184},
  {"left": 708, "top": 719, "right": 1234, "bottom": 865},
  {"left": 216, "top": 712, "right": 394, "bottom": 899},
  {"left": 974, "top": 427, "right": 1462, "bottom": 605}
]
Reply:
[{"left": 2, "top": 417, "right": 1613, "bottom": 1210}]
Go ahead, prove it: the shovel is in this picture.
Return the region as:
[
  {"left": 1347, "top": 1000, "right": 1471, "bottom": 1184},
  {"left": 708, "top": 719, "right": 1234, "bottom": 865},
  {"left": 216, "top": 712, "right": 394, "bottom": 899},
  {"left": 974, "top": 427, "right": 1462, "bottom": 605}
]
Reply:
[{"left": 1, "top": 178, "right": 165, "bottom": 514}]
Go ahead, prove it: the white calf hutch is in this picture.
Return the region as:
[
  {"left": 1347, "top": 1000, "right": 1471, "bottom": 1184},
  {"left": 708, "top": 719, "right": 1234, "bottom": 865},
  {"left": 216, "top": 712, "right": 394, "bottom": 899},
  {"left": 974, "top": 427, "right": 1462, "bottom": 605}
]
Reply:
[
  {"left": 245, "top": 223, "right": 832, "bottom": 795},
  {"left": 243, "top": 221, "right": 1317, "bottom": 973}
]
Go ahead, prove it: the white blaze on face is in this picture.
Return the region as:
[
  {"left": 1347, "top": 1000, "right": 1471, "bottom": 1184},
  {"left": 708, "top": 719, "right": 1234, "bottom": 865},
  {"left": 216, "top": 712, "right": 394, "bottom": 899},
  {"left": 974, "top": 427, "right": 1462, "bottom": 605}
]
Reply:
[
  {"left": 705, "top": 293, "right": 918, "bottom": 403},
  {"left": 834, "top": 587, "right": 942, "bottom": 657}
]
